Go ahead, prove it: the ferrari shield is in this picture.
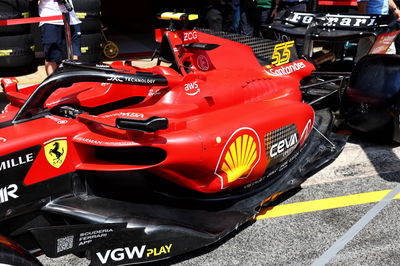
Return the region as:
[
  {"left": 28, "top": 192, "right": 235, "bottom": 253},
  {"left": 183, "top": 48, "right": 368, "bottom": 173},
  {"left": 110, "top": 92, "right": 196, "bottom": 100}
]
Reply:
[{"left": 44, "top": 138, "right": 68, "bottom": 168}]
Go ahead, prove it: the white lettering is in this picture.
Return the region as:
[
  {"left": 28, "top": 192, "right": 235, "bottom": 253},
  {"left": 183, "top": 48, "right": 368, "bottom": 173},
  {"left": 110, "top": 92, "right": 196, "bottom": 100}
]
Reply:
[
  {"left": 0, "top": 153, "right": 34, "bottom": 172},
  {"left": 266, "top": 61, "right": 306, "bottom": 76},
  {"left": 184, "top": 81, "right": 200, "bottom": 96},
  {"left": 125, "top": 246, "right": 146, "bottom": 260},
  {"left": 96, "top": 250, "right": 111, "bottom": 264},
  {"left": 353, "top": 18, "right": 367, "bottom": 27},
  {"left": 0, "top": 184, "right": 19, "bottom": 204},
  {"left": 290, "top": 13, "right": 303, "bottom": 23},
  {"left": 96, "top": 245, "right": 146, "bottom": 264},
  {"left": 269, "top": 133, "right": 298, "bottom": 158},
  {"left": 110, "top": 248, "right": 125, "bottom": 261},
  {"left": 303, "top": 16, "right": 314, "bottom": 24},
  {"left": 339, "top": 18, "right": 351, "bottom": 26},
  {"left": 184, "top": 31, "right": 198, "bottom": 41},
  {"left": 107, "top": 75, "right": 123, "bottom": 82},
  {"left": 367, "top": 18, "right": 376, "bottom": 27}
]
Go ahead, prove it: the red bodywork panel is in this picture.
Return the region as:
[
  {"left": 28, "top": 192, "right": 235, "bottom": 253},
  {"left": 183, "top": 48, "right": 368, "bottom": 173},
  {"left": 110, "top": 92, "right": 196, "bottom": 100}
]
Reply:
[{"left": 0, "top": 29, "right": 315, "bottom": 193}]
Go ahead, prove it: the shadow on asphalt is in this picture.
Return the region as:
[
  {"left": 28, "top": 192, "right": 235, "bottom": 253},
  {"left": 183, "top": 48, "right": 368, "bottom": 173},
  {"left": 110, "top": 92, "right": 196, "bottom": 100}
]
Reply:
[
  {"left": 348, "top": 132, "right": 400, "bottom": 184},
  {"left": 147, "top": 187, "right": 303, "bottom": 266},
  {"left": 148, "top": 220, "right": 256, "bottom": 266}
]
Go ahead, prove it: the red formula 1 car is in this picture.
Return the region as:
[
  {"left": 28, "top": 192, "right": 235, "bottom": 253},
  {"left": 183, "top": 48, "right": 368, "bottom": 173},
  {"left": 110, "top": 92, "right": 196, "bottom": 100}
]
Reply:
[{"left": 0, "top": 12, "right": 345, "bottom": 265}]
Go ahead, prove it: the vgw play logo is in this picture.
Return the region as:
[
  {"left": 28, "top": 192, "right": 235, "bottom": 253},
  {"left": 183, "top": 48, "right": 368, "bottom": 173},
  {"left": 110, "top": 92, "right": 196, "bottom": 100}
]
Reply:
[{"left": 96, "top": 244, "right": 173, "bottom": 264}]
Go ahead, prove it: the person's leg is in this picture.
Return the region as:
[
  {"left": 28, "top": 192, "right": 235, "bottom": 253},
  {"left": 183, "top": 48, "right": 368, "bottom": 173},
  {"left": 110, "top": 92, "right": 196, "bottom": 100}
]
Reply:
[
  {"left": 45, "top": 61, "right": 58, "bottom": 76},
  {"left": 230, "top": 3, "right": 241, "bottom": 33},
  {"left": 41, "top": 24, "right": 63, "bottom": 76},
  {"left": 240, "top": 7, "right": 256, "bottom": 36},
  {"left": 206, "top": 8, "right": 223, "bottom": 31},
  {"left": 395, "top": 22, "right": 400, "bottom": 55},
  {"left": 284, "top": 3, "right": 307, "bottom": 56},
  {"left": 254, "top": 7, "right": 271, "bottom": 38}
]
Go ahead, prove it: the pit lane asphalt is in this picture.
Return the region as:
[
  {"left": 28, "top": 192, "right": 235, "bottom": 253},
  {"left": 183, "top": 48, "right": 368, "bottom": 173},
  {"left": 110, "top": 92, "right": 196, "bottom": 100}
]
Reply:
[{"left": 36, "top": 137, "right": 400, "bottom": 266}]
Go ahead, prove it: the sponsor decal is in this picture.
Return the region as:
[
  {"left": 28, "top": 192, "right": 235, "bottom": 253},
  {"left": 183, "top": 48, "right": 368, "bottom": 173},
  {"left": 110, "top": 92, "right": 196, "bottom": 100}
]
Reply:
[
  {"left": 0, "top": 184, "right": 18, "bottom": 204},
  {"left": 271, "top": 41, "right": 294, "bottom": 66},
  {"left": 96, "top": 244, "right": 173, "bottom": 264},
  {"left": 148, "top": 89, "right": 162, "bottom": 97},
  {"left": 184, "top": 81, "right": 200, "bottom": 96},
  {"left": 75, "top": 137, "right": 137, "bottom": 146},
  {"left": 79, "top": 229, "right": 113, "bottom": 246},
  {"left": 286, "top": 13, "right": 377, "bottom": 28},
  {"left": 0, "top": 153, "right": 34, "bottom": 172},
  {"left": 215, "top": 128, "right": 261, "bottom": 188},
  {"left": 44, "top": 137, "right": 67, "bottom": 168},
  {"left": 265, "top": 61, "right": 306, "bottom": 76},
  {"left": 183, "top": 30, "right": 199, "bottom": 43},
  {"left": 264, "top": 124, "right": 299, "bottom": 170},
  {"left": 107, "top": 74, "right": 157, "bottom": 84},
  {"left": 31, "top": 223, "right": 126, "bottom": 257},
  {"left": 196, "top": 55, "right": 210, "bottom": 71},
  {"left": 369, "top": 31, "right": 400, "bottom": 54},
  {"left": 95, "top": 64, "right": 110, "bottom": 68},
  {"left": 101, "top": 112, "right": 144, "bottom": 119},
  {"left": 47, "top": 116, "right": 68, "bottom": 125},
  {"left": 269, "top": 133, "right": 298, "bottom": 158}
]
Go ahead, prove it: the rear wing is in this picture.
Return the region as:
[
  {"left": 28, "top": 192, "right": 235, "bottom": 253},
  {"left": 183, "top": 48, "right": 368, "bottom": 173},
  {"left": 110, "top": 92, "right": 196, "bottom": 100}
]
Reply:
[{"left": 266, "top": 11, "right": 394, "bottom": 40}]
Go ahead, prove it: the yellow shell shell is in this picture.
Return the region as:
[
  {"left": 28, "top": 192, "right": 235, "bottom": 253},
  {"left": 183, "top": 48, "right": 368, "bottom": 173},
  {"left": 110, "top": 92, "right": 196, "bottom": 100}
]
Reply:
[{"left": 221, "top": 134, "right": 258, "bottom": 183}]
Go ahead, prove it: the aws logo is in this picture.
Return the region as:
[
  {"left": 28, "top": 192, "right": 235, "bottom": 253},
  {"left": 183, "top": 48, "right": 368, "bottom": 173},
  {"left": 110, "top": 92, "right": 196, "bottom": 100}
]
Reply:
[
  {"left": 44, "top": 137, "right": 68, "bottom": 168},
  {"left": 215, "top": 128, "right": 261, "bottom": 189}
]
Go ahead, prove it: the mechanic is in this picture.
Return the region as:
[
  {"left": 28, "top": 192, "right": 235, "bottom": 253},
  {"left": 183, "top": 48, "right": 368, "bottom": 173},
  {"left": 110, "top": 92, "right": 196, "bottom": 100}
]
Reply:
[
  {"left": 231, "top": 0, "right": 241, "bottom": 33},
  {"left": 356, "top": 0, "right": 400, "bottom": 60},
  {"left": 240, "top": 0, "right": 273, "bottom": 37},
  {"left": 357, "top": 0, "right": 400, "bottom": 17},
  {"left": 206, "top": 0, "right": 233, "bottom": 32},
  {"left": 35, "top": 0, "right": 81, "bottom": 76}
]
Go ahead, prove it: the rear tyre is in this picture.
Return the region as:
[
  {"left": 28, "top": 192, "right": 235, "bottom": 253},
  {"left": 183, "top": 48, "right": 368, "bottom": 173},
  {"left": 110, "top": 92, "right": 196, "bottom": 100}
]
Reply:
[
  {"left": 73, "top": 0, "right": 101, "bottom": 34},
  {"left": 0, "top": 235, "right": 42, "bottom": 266},
  {"left": 0, "top": 34, "right": 35, "bottom": 69},
  {"left": 79, "top": 18, "right": 102, "bottom": 34},
  {"left": 0, "top": 0, "right": 30, "bottom": 35},
  {"left": 80, "top": 33, "right": 102, "bottom": 63},
  {"left": 72, "top": 0, "right": 101, "bottom": 14}
]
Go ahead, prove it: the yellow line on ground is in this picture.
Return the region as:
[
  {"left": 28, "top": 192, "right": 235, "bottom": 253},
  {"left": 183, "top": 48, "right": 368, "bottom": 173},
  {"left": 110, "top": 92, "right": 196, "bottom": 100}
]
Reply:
[{"left": 256, "top": 190, "right": 400, "bottom": 220}]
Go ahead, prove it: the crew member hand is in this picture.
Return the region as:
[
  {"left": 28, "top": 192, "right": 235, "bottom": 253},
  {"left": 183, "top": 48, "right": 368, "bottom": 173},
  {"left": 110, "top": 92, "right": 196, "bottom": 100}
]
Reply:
[{"left": 394, "top": 8, "right": 400, "bottom": 21}]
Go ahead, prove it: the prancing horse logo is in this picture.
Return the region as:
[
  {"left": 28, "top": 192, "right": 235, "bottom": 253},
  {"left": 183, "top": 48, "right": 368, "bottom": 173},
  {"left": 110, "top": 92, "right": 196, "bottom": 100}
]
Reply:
[{"left": 44, "top": 138, "right": 68, "bottom": 168}]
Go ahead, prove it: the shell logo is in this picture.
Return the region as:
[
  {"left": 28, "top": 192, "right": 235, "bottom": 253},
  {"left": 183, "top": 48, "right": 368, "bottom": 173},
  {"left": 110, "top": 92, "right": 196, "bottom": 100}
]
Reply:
[{"left": 215, "top": 128, "right": 261, "bottom": 189}]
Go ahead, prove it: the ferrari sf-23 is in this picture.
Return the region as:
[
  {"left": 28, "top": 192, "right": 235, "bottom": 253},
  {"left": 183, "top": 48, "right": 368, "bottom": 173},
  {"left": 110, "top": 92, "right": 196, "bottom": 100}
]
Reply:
[{"left": 0, "top": 12, "right": 346, "bottom": 265}]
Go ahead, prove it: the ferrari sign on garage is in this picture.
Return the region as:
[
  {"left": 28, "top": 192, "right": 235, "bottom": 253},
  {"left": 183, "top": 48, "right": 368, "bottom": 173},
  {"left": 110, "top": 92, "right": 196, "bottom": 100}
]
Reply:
[{"left": 44, "top": 137, "right": 68, "bottom": 168}]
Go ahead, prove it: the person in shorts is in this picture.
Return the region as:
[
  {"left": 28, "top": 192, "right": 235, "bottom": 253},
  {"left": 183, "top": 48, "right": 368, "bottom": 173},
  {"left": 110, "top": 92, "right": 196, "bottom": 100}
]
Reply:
[{"left": 38, "top": 0, "right": 81, "bottom": 75}]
